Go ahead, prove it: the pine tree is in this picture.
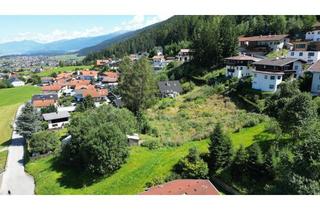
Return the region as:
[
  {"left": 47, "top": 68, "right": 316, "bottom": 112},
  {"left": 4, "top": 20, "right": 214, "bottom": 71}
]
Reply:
[{"left": 208, "top": 123, "right": 233, "bottom": 175}]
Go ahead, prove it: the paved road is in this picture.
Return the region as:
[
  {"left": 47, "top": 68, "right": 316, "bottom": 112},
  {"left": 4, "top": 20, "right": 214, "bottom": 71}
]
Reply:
[{"left": 0, "top": 105, "right": 35, "bottom": 195}]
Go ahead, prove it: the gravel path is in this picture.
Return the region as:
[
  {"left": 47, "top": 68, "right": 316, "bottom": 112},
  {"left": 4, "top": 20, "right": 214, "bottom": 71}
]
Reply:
[{"left": 0, "top": 105, "right": 35, "bottom": 195}]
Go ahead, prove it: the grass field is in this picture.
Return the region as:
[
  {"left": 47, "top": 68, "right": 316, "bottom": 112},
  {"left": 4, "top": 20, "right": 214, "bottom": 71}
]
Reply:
[
  {"left": 37, "top": 65, "right": 93, "bottom": 77},
  {"left": 0, "top": 150, "right": 8, "bottom": 172},
  {"left": 26, "top": 140, "right": 209, "bottom": 195},
  {"left": 26, "top": 122, "right": 273, "bottom": 195},
  {"left": 0, "top": 86, "right": 41, "bottom": 148}
]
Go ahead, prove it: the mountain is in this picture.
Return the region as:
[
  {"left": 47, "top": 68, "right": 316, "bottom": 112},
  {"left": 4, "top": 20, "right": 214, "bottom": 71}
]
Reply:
[{"left": 0, "top": 31, "right": 127, "bottom": 56}]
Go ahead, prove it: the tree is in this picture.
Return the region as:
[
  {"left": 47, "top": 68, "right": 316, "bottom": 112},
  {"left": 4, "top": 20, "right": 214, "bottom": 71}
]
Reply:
[
  {"left": 75, "top": 95, "right": 95, "bottom": 112},
  {"left": 27, "top": 74, "right": 41, "bottom": 85},
  {"left": 16, "top": 103, "right": 42, "bottom": 140},
  {"left": 280, "top": 92, "right": 318, "bottom": 136},
  {"left": 41, "top": 105, "right": 57, "bottom": 114},
  {"left": 246, "top": 143, "right": 266, "bottom": 180},
  {"left": 231, "top": 145, "right": 248, "bottom": 180},
  {"left": 174, "top": 147, "right": 209, "bottom": 179},
  {"left": 219, "top": 16, "right": 238, "bottom": 59},
  {"left": 61, "top": 105, "right": 137, "bottom": 175},
  {"left": 29, "top": 131, "right": 60, "bottom": 155},
  {"left": 118, "top": 57, "right": 157, "bottom": 114},
  {"left": 208, "top": 123, "right": 233, "bottom": 174}
]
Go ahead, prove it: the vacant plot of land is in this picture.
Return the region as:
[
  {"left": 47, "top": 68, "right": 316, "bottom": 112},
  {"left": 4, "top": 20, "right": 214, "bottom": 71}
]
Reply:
[
  {"left": 0, "top": 86, "right": 40, "bottom": 148},
  {"left": 145, "top": 86, "right": 264, "bottom": 143},
  {"left": 37, "top": 65, "right": 92, "bottom": 77},
  {"left": 26, "top": 140, "right": 209, "bottom": 195}
]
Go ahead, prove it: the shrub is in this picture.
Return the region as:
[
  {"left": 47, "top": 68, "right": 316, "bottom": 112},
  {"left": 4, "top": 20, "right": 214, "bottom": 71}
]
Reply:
[
  {"left": 29, "top": 131, "right": 60, "bottom": 155},
  {"left": 141, "top": 139, "right": 163, "bottom": 150},
  {"left": 243, "top": 118, "right": 260, "bottom": 128},
  {"left": 158, "top": 98, "right": 176, "bottom": 109},
  {"left": 181, "top": 81, "right": 195, "bottom": 93}
]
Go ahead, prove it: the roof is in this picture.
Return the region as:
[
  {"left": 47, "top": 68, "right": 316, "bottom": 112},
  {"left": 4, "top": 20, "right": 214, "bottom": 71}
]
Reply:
[
  {"left": 239, "top": 34, "right": 288, "bottom": 42},
  {"left": 225, "top": 54, "right": 261, "bottom": 62},
  {"left": 102, "top": 71, "right": 119, "bottom": 78},
  {"left": 32, "top": 99, "right": 56, "bottom": 108},
  {"left": 67, "top": 79, "right": 91, "bottom": 87},
  {"left": 41, "top": 84, "right": 63, "bottom": 92},
  {"left": 80, "top": 70, "right": 98, "bottom": 77},
  {"left": 179, "top": 49, "right": 193, "bottom": 53},
  {"left": 43, "top": 111, "right": 70, "bottom": 121},
  {"left": 32, "top": 94, "right": 58, "bottom": 102},
  {"left": 253, "top": 57, "right": 307, "bottom": 67},
  {"left": 8, "top": 77, "right": 23, "bottom": 83},
  {"left": 41, "top": 77, "right": 54, "bottom": 82},
  {"left": 252, "top": 70, "right": 284, "bottom": 75},
  {"left": 308, "top": 60, "right": 320, "bottom": 72},
  {"left": 56, "top": 72, "right": 73, "bottom": 80},
  {"left": 140, "top": 179, "right": 220, "bottom": 195},
  {"left": 76, "top": 88, "right": 108, "bottom": 98},
  {"left": 74, "top": 84, "right": 95, "bottom": 90},
  {"left": 158, "top": 80, "right": 183, "bottom": 94}
]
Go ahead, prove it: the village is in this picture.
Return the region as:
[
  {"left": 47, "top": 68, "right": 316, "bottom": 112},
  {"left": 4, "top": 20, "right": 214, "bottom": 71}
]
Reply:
[{"left": 1, "top": 15, "right": 320, "bottom": 196}]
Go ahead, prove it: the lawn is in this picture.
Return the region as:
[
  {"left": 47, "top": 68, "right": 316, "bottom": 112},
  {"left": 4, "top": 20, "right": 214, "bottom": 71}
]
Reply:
[
  {"left": 26, "top": 140, "right": 209, "bottom": 195},
  {"left": 0, "top": 86, "right": 41, "bottom": 148},
  {"left": 26, "top": 122, "right": 273, "bottom": 195},
  {"left": 37, "top": 65, "right": 93, "bottom": 77},
  {"left": 0, "top": 150, "right": 8, "bottom": 172}
]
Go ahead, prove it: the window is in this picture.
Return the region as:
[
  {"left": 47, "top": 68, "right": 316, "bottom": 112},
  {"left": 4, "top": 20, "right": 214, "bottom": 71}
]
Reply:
[
  {"left": 299, "top": 52, "right": 303, "bottom": 56},
  {"left": 264, "top": 75, "right": 268, "bottom": 79},
  {"left": 269, "top": 84, "right": 275, "bottom": 89},
  {"left": 318, "top": 31, "right": 320, "bottom": 34},
  {"left": 308, "top": 52, "right": 315, "bottom": 57},
  {"left": 277, "top": 75, "right": 281, "bottom": 80},
  {"left": 291, "top": 52, "right": 294, "bottom": 56},
  {"left": 294, "top": 65, "right": 299, "bottom": 70},
  {"left": 270, "top": 76, "right": 275, "bottom": 80},
  {"left": 240, "top": 66, "right": 243, "bottom": 70}
]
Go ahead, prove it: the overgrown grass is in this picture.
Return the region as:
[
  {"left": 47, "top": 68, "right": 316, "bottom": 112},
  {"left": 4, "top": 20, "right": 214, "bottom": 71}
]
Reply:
[
  {"left": 37, "top": 65, "right": 92, "bottom": 77},
  {"left": 266, "top": 49, "right": 288, "bottom": 59},
  {"left": 26, "top": 140, "right": 209, "bottom": 195},
  {"left": 0, "top": 150, "right": 8, "bottom": 172}
]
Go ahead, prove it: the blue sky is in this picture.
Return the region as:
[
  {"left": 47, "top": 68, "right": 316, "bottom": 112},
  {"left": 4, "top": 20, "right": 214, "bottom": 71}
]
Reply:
[{"left": 0, "top": 15, "right": 171, "bottom": 44}]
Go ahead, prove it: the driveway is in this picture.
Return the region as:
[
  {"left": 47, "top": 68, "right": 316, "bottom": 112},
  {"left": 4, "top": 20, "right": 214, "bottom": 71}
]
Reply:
[{"left": 0, "top": 105, "right": 35, "bottom": 195}]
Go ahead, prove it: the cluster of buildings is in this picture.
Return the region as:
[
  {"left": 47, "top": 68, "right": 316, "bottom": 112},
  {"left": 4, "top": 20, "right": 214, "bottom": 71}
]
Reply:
[
  {"left": 226, "top": 24, "right": 320, "bottom": 94},
  {"left": 30, "top": 69, "right": 120, "bottom": 130}
]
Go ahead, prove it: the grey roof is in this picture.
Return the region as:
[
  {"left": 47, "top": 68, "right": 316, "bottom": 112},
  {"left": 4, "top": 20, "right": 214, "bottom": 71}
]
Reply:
[
  {"left": 307, "top": 60, "right": 320, "bottom": 72},
  {"left": 158, "top": 80, "right": 183, "bottom": 94},
  {"left": 43, "top": 111, "right": 70, "bottom": 121},
  {"left": 8, "top": 77, "right": 22, "bottom": 83},
  {"left": 32, "top": 94, "right": 58, "bottom": 102},
  {"left": 253, "top": 57, "right": 307, "bottom": 67}
]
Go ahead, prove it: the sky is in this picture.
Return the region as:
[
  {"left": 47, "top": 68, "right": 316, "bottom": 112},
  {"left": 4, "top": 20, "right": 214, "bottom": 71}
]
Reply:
[{"left": 0, "top": 15, "right": 171, "bottom": 44}]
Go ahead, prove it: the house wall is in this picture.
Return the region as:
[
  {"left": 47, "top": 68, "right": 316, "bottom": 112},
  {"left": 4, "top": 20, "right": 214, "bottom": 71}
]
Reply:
[
  {"left": 225, "top": 65, "right": 253, "bottom": 78},
  {"left": 288, "top": 51, "right": 320, "bottom": 64},
  {"left": 256, "top": 40, "right": 284, "bottom": 51},
  {"left": 11, "top": 81, "right": 25, "bottom": 87},
  {"left": 311, "top": 72, "right": 320, "bottom": 95},
  {"left": 48, "top": 119, "right": 69, "bottom": 129},
  {"left": 252, "top": 72, "right": 283, "bottom": 92},
  {"left": 305, "top": 30, "right": 320, "bottom": 41}
]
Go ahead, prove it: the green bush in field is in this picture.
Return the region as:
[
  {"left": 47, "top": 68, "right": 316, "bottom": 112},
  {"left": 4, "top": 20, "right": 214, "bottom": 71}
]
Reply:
[
  {"left": 141, "top": 139, "right": 163, "bottom": 150},
  {"left": 158, "top": 98, "right": 176, "bottom": 109},
  {"left": 29, "top": 131, "right": 60, "bottom": 155},
  {"left": 181, "top": 81, "right": 195, "bottom": 93}
]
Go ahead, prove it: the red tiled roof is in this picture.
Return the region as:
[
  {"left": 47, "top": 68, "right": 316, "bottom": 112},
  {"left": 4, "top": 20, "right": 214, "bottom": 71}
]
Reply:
[
  {"left": 32, "top": 99, "right": 56, "bottom": 108},
  {"left": 80, "top": 70, "right": 98, "bottom": 77},
  {"left": 41, "top": 84, "right": 62, "bottom": 92},
  {"left": 140, "top": 179, "right": 220, "bottom": 195},
  {"left": 74, "top": 84, "right": 95, "bottom": 90},
  {"left": 67, "top": 79, "right": 91, "bottom": 87},
  {"left": 102, "top": 71, "right": 119, "bottom": 78},
  {"left": 56, "top": 72, "right": 73, "bottom": 80},
  {"left": 225, "top": 55, "right": 261, "bottom": 61},
  {"left": 82, "top": 88, "right": 108, "bottom": 98},
  {"left": 239, "top": 34, "right": 288, "bottom": 42}
]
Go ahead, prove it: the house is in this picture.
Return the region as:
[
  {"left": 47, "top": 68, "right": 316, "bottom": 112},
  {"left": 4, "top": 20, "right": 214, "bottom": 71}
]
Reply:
[
  {"left": 42, "top": 111, "right": 70, "bottom": 130},
  {"left": 99, "top": 71, "right": 119, "bottom": 84},
  {"left": 158, "top": 80, "right": 183, "bottom": 98},
  {"left": 127, "top": 133, "right": 142, "bottom": 146},
  {"left": 176, "top": 49, "right": 194, "bottom": 62},
  {"left": 41, "top": 77, "right": 54, "bottom": 85},
  {"left": 305, "top": 29, "right": 320, "bottom": 42},
  {"left": 152, "top": 55, "right": 167, "bottom": 70},
  {"left": 96, "top": 59, "right": 111, "bottom": 67},
  {"left": 56, "top": 72, "right": 73, "bottom": 81},
  {"left": 78, "top": 70, "right": 99, "bottom": 81},
  {"left": 251, "top": 57, "right": 307, "bottom": 92},
  {"left": 41, "top": 84, "right": 64, "bottom": 96},
  {"left": 32, "top": 94, "right": 58, "bottom": 109},
  {"left": 74, "top": 88, "right": 108, "bottom": 102},
  {"left": 8, "top": 77, "right": 25, "bottom": 87},
  {"left": 287, "top": 40, "right": 320, "bottom": 64},
  {"left": 140, "top": 179, "right": 220, "bottom": 195},
  {"left": 239, "top": 34, "right": 289, "bottom": 52},
  {"left": 307, "top": 60, "right": 320, "bottom": 95},
  {"left": 225, "top": 54, "right": 261, "bottom": 78}
]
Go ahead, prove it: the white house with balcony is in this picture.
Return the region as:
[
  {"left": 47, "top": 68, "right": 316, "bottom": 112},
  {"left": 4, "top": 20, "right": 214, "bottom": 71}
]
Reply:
[
  {"left": 287, "top": 50, "right": 320, "bottom": 64},
  {"left": 251, "top": 57, "right": 307, "bottom": 92},
  {"left": 307, "top": 60, "right": 320, "bottom": 95},
  {"left": 43, "top": 111, "right": 70, "bottom": 130},
  {"left": 305, "top": 30, "right": 320, "bottom": 42},
  {"left": 225, "top": 55, "right": 261, "bottom": 78},
  {"left": 176, "top": 49, "right": 194, "bottom": 62}
]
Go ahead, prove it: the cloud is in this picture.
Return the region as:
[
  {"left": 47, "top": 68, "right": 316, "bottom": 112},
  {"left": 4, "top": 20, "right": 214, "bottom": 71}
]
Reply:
[{"left": 0, "top": 15, "right": 172, "bottom": 44}]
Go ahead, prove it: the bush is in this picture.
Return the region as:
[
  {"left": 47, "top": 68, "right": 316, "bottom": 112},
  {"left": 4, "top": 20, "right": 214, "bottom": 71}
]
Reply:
[
  {"left": 243, "top": 118, "right": 260, "bottom": 128},
  {"left": 158, "top": 98, "right": 176, "bottom": 109},
  {"left": 141, "top": 139, "right": 163, "bottom": 150},
  {"left": 181, "top": 81, "right": 195, "bottom": 93},
  {"left": 145, "top": 176, "right": 165, "bottom": 188},
  {"left": 29, "top": 131, "right": 60, "bottom": 155}
]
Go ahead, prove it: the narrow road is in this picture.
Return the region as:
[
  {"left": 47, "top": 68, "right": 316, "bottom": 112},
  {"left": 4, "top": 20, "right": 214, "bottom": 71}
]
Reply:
[{"left": 0, "top": 105, "right": 35, "bottom": 195}]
